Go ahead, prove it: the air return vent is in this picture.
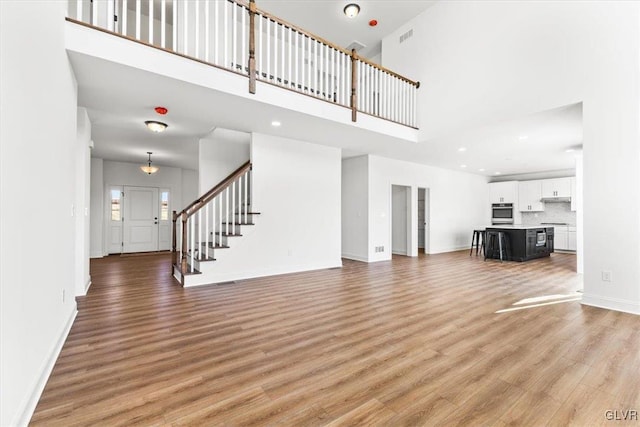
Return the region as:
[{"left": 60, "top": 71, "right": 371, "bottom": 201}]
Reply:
[
  {"left": 346, "top": 40, "right": 366, "bottom": 52},
  {"left": 399, "top": 29, "right": 414, "bottom": 44}
]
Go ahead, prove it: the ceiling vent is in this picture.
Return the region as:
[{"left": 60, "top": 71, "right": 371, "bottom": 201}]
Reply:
[
  {"left": 399, "top": 29, "right": 414, "bottom": 44},
  {"left": 346, "top": 40, "right": 366, "bottom": 52}
]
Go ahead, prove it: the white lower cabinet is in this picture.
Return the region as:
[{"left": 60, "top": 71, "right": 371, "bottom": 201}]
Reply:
[{"left": 553, "top": 226, "right": 576, "bottom": 251}]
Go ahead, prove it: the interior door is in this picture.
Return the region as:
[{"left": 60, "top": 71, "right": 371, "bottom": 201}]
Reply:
[
  {"left": 418, "top": 189, "right": 425, "bottom": 249},
  {"left": 123, "top": 186, "right": 159, "bottom": 253}
]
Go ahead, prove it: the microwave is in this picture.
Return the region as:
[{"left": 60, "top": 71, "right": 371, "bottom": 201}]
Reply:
[{"left": 492, "top": 203, "right": 514, "bottom": 225}]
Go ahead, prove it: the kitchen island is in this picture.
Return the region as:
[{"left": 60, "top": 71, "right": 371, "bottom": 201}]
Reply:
[{"left": 485, "top": 225, "right": 554, "bottom": 261}]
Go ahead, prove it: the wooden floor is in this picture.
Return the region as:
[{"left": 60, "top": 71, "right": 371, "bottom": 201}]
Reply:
[{"left": 32, "top": 252, "right": 640, "bottom": 426}]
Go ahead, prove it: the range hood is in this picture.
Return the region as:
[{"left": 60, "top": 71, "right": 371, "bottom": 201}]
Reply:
[{"left": 540, "top": 197, "right": 571, "bottom": 203}]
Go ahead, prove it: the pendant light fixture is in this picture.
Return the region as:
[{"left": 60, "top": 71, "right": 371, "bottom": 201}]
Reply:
[
  {"left": 140, "top": 152, "right": 159, "bottom": 175},
  {"left": 343, "top": 3, "right": 360, "bottom": 18}
]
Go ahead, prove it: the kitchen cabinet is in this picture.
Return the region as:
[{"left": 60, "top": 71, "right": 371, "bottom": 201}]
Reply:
[
  {"left": 554, "top": 227, "right": 568, "bottom": 250},
  {"left": 489, "top": 181, "right": 518, "bottom": 204},
  {"left": 518, "top": 180, "right": 544, "bottom": 212},
  {"left": 542, "top": 177, "right": 571, "bottom": 198},
  {"left": 570, "top": 177, "right": 577, "bottom": 211},
  {"left": 567, "top": 226, "right": 577, "bottom": 251},
  {"left": 553, "top": 225, "right": 576, "bottom": 251}
]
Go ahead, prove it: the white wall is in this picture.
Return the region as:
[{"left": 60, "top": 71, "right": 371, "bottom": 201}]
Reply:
[
  {"left": 382, "top": 1, "right": 640, "bottom": 314},
  {"left": 199, "top": 128, "right": 250, "bottom": 194},
  {"left": 186, "top": 132, "right": 342, "bottom": 285},
  {"left": 1, "top": 2, "right": 79, "bottom": 425},
  {"left": 75, "top": 108, "right": 92, "bottom": 295},
  {"left": 341, "top": 156, "right": 369, "bottom": 261},
  {"left": 368, "top": 155, "right": 490, "bottom": 261},
  {"left": 90, "top": 158, "right": 104, "bottom": 258},
  {"left": 182, "top": 168, "right": 199, "bottom": 208}
]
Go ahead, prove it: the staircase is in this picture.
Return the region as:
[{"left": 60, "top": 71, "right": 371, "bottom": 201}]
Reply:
[{"left": 172, "top": 161, "right": 260, "bottom": 286}]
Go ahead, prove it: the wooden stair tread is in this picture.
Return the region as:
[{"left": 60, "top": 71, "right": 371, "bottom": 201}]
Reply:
[
  {"left": 215, "top": 232, "right": 242, "bottom": 237},
  {"left": 221, "top": 222, "right": 255, "bottom": 226},
  {"left": 173, "top": 263, "right": 202, "bottom": 276},
  {"left": 234, "top": 212, "right": 261, "bottom": 215},
  {"left": 200, "top": 242, "right": 230, "bottom": 249}
]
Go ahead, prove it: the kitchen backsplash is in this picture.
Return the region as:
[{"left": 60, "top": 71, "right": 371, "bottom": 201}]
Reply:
[{"left": 521, "top": 202, "right": 576, "bottom": 226}]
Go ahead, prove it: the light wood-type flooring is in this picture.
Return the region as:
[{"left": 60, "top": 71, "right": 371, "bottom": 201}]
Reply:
[{"left": 31, "top": 251, "right": 640, "bottom": 426}]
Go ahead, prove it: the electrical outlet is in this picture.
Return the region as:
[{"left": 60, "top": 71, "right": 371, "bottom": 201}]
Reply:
[{"left": 601, "top": 271, "right": 612, "bottom": 282}]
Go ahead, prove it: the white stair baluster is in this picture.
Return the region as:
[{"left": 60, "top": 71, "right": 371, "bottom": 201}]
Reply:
[
  {"left": 266, "top": 18, "right": 271, "bottom": 81},
  {"left": 160, "top": 0, "right": 166, "bottom": 48},
  {"left": 205, "top": 0, "right": 210, "bottom": 61},
  {"left": 258, "top": 15, "right": 263, "bottom": 78},
  {"left": 198, "top": 209, "right": 202, "bottom": 260},
  {"left": 183, "top": 1, "right": 188, "bottom": 55},
  {"left": 172, "top": 0, "right": 177, "bottom": 51},
  {"left": 214, "top": 0, "right": 219, "bottom": 64},
  {"left": 223, "top": 0, "right": 228, "bottom": 67},
  {"left": 205, "top": 202, "right": 209, "bottom": 260},
  {"left": 232, "top": 1, "right": 237, "bottom": 70},
  {"left": 121, "top": 0, "right": 127, "bottom": 36},
  {"left": 218, "top": 194, "right": 222, "bottom": 246},
  {"left": 190, "top": 217, "right": 194, "bottom": 272},
  {"left": 244, "top": 171, "right": 248, "bottom": 224},
  {"left": 148, "top": 0, "right": 153, "bottom": 44},
  {"left": 225, "top": 187, "right": 231, "bottom": 236},
  {"left": 232, "top": 181, "right": 236, "bottom": 235},
  {"left": 135, "top": 0, "right": 140, "bottom": 38}
]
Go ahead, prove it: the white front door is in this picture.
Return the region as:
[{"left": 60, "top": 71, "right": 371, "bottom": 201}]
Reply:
[{"left": 123, "top": 186, "right": 159, "bottom": 253}]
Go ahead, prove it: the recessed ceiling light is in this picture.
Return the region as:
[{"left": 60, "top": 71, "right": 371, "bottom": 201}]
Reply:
[
  {"left": 479, "top": 168, "right": 486, "bottom": 172},
  {"left": 458, "top": 147, "right": 467, "bottom": 152},
  {"left": 344, "top": 3, "right": 360, "bottom": 18},
  {"left": 460, "top": 164, "right": 467, "bottom": 168},
  {"left": 145, "top": 120, "right": 168, "bottom": 133},
  {"left": 495, "top": 172, "right": 502, "bottom": 175},
  {"left": 518, "top": 135, "right": 528, "bottom": 140},
  {"left": 271, "top": 121, "right": 281, "bottom": 127}
]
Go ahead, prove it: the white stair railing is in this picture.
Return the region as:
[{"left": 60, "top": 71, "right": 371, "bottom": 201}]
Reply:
[
  {"left": 172, "top": 161, "right": 252, "bottom": 276},
  {"left": 67, "top": 0, "right": 419, "bottom": 127}
]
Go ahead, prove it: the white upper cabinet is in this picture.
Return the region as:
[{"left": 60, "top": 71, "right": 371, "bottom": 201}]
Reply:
[
  {"left": 542, "top": 177, "right": 571, "bottom": 198},
  {"left": 518, "top": 180, "right": 544, "bottom": 212},
  {"left": 489, "top": 181, "right": 518, "bottom": 204}
]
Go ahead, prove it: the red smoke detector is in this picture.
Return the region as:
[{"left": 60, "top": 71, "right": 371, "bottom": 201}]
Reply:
[
  {"left": 155, "top": 106, "right": 168, "bottom": 115},
  {"left": 369, "top": 19, "right": 378, "bottom": 27}
]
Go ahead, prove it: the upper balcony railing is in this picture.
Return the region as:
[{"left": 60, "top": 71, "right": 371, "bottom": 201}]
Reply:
[{"left": 66, "top": 0, "right": 420, "bottom": 128}]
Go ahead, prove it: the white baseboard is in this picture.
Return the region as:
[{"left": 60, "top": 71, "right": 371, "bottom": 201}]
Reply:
[
  {"left": 341, "top": 253, "right": 369, "bottom": 263},
  {"left": 428, "top": 245, "right": 469, "bottom": 255},
  {"left": 84, "top": 277, "right": 92, "bottom": 294},
  {"left": 14, "top": 305, "right": 77, "bottom": 427},
  {"left": 184, "top": 260, "right": 343, "bottom": 287},
  {"left": 581, "top": 293, "right": 640, "bottom": 316}
]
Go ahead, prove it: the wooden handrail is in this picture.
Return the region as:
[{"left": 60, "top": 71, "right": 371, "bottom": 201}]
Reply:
[
  {"left": 178, "top": 161, "right": 252, "bottom": 219},
  {"left": 252, "top": 3, "right": 419, "bottom": 88}
]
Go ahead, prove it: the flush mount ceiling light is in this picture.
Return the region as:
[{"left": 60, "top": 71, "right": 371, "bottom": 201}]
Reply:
[
  {"left": 140, "top": 152, "right": 159, "bottom": 175},
  {"left": 458, "top": 147, "right": 467, "bottom": 152},
  {"left": 145, "top": 120, "right": 168, "bottom": 133},
  {"left": 344, "top": 3, "right": 360, "bottom": 18},
  {"left": 271, "top": 120, "right": 281, "bottom": 127}
]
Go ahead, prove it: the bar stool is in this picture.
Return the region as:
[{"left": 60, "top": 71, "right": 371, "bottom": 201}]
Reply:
[
  {"left": 485, "top": 230, "right": 508, "bottom": 262},
  {"left": 470, "top": 229, "right": 485, "bottom": 256}
]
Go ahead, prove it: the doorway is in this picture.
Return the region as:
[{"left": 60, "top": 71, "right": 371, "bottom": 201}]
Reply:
[
  {"left": 418, "top": 187, "right": 430, "bottom": 254},
  {"left": 106, "top": 185, "right": 171, "bottom": 254},
  {"left": 391, "top": 185, "right": 411, "bottom": 256}
]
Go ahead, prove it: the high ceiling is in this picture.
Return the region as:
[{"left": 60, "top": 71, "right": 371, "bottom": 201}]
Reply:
[
  {"left": 256, "top": 0, "right": 438, "bottom": 58},
  {"left": 74, "top": 0, "right": 582, "bottom": 176}
]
